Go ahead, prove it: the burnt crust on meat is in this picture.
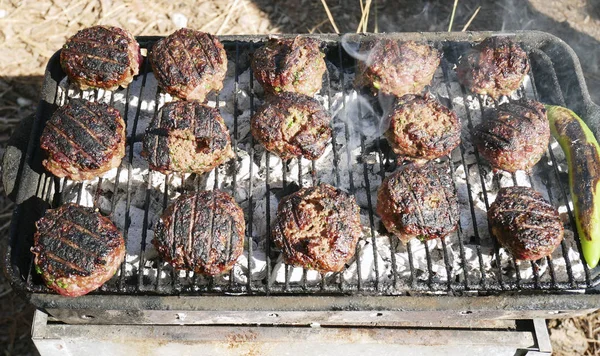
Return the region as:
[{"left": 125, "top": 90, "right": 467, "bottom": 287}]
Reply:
[
  {"left": 60, "top": 26, "right": 141, "bottom": 90},
  {"left": 251, "top": 92, "right": 331, "bottom": 160},
  {"left": 40, "top": 99, "right": 126, "bottom": 181},
  {"left": 377, "top": 162, "right": 459, "bottom": 243},
  {"left": 142, "top": 101, "right": 234, "bottom": 174},
  {"left": 488, "top": 186, "right": 564, "bottom": 261},
  {"left": 355, "top": 40, "right": 440, "bottom": 97},
  {"left": 385, "top": 94, "right": 461, "bottom": 163},
  {"left": 473, "top": 99, "right": 549, "bottom": 172},
  {"left": 457, "top": 36, "right": 530, "bottom": 99},
  {"left": 251, "top": 36, "right": 327, "bottom": 96},
  {"left": 153, "top": 190, "right": 245, "bottom": 276},
  {"left": 272, "top": 184, "right": 362, "bottom": 273},
  {"left": 149, "top": 28, "right": 227, "bottom": 101},
  {"left": 31, "top": 204, "right": 125, "bottom": 297}
]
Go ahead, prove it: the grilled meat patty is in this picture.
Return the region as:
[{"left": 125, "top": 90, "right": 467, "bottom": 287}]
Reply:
[
  {"left": 385, "top": 94, "right": 461, "bottom": 162},
  {"left": 251, "top": 36, "right": 327, "bottom": 96},
  {"left": 153, "top": 190, "right": 245, "bottom": 276},
  {"left": 488, "top": 186, "right": 564, "bottom": 261},
  {"left": 377, "top": 162, "right": 459, "bottom": 243},
  {"left": 355, "top": 40, "right": 440, "bottom": 97},
  {"left": 40, "top": 99, "right": 126, "bottom": 181},
  {"left": 60, "top": 26, "right": 141, "bottom": 90},
  {"left": 31, "top": 204, "right": 125, "bottom": 297},
  {"left": 150, "top": 28, "right": 227, "bottom": 101},
  {"left": 251, "top": 92, "right": 331, "bottom": 160},
  {"left": 473, "top": 99, "right": 549, "bottom": 172},
  {"left": 142, "top": 101, "right": 234, "bottom": 174},
  {"left": 272, "top": 184, "right": 362, "bottom": 273},
  {"left": 457, "top": 36, "right": 529, "bottom": 99}
]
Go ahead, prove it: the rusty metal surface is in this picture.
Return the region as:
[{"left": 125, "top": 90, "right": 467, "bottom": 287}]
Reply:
[
  {"left": 32, "top": 310, "right": 543, "bottom": 356},
  {"left": 35, "top": 293, "right": 599, "bottom": 325}
]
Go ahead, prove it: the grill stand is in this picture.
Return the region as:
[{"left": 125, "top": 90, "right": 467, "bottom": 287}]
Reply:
[{"left": 32, "top": 310, "right": 552, "bottom": 356}]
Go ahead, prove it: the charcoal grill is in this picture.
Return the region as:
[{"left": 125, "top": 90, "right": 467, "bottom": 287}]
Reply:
[{"left": 3, "top": 31, "right": 600, "bottom": 340}]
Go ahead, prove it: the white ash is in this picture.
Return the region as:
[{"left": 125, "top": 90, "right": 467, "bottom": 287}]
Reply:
[{"left": 51, "top": 51, "right": 589, "bottom": 293}]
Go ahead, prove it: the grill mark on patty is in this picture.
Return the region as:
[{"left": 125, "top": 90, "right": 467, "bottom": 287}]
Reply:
[
  {"left": 475, "top": 129, "right": 513, "bottom": 146},
  {"left": 496, "top": 208, "right": 557, "bottom": 219},
  {"left": 45, "top": 251, "right": 90, "bottom": 274},
  {"left": 436, "top": 165, "right": 456, "bottom": 227},
  {"left": 519, "top": 223, "right": 549, "bottom": 231},
  {"left": 225, "top": 217, "right": 234, "bottom": 263},
  {"left": 512, "top": 193, "right": 553, "bottom": 207},
  {"left": 196, "top": 33, "right": 216, "bottom": 73},
  {"left": 72, "top": 55, "right": 128, "bottom": 76},
  {"left": 174, "top": 36, "right": 204, "bottom": 89},
  {"left": 67, "top": 37, "right": 126, "bottom": 52},
  {"left": 485, "top": 116, "right": 524, "bottom": 132},
  {"left": 62, "top": 48, "right": 126, "bottom": 66},
  {"left": 152, "top": 104, "right": 167, "bottom": 169},
  {"left": 165, "top": 44, "right": 193, "bottom": 86},
  {"left": 187, "top": 193, "right": 197, "bottom": 264},
  {"left": 52, "top": 113, "right": 109, "bottom": 153},
  {"left": 497, "top": 107, "right": 535, "bottom": 124},
  {"left": 500, "top": 100, "right": 540, "bottom": 115},
  {"left": 40, "top": 235, "right": 99, "bottom": 273},
  {"left": 284, "top": 202, "right": 303, "bottom": 253},
  {"left": 206, "top": 192, "right": 216, "bottom": 264},
  {"left": 70, "top": 222, "right": 109, "bottom": 242},
  {"left": 399, "top": 170, "right": 426, "bottom": 227},
  {"left": 42, "top": 232, "right": 101, "bottom": 259},
  {"left": 60, "top": 111, "right": 111, "bottom": 149},
  {"left": 45, "top": 121, "right": 101, "bottom": 165}
]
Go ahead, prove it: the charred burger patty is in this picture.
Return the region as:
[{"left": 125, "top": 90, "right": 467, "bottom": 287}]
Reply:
[
  {"left": 355, "top": 39, "right": 440, "bottom": 97},
  {"left": 457, "top": 36, "right": 530, "bottom": 99},
  {"left": 385, "top": 94, "right": 461, "bottom": 162},
  {"left": 251, "top": 92, "right": 331, "bottom": 160},
  {"left": 252, "top": 36, "right": 327, "bottom": 96},
  {"left": 31, "top": 204, "right": 125, "bottom": 297},
  {"left": 149, "top": 28, "right": 227, "bottom": 101},
  {"left": 473, "top": 99, "right": 549, "bottom": 172},
  {"left": 153, "top": 190, "right": 245, "bottom": 276},
  {"left": 377, "top": 162, "right": 459, "bottom": 242},
  {"left": 60, "top": 25, "right": 141, "bottom": 90},
  {"left": 488, "top": 186, "right": 564, "bottom": 261},
  {"left": 40, "top": 99, "right": 126, "bottom": 181},
  {"left": 142, "top": 101, "right": 234, "bottom": 174},
  {"left": 272, "top": 184, "right": 362, "bottom": 273}
]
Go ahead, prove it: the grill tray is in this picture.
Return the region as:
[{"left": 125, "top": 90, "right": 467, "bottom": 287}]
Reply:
[{"left": 3, "top": 31, "right": 600, "bottom": 321}]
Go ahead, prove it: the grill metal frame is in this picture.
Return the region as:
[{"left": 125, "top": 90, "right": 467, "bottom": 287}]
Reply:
[{"left": 3, "top": 31, "right": 600, "bottom": 322}]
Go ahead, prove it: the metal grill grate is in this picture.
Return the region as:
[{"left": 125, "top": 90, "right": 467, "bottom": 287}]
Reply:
[{"left": 13, "top": 34, "right": 600, "bottom": 298}]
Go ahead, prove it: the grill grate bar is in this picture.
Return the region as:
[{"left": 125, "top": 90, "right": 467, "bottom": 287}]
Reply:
[
  {"left": 246, "top": 54, "right": 260, "bottom": 293},
  {"left": 281, "top": 160, "right": 292, "bottom": 292},
  {"left": 527, "top": 51, "right": 577, "bottom": 288},
  {"left": 324, "top": 58, "right": 346, "bottom": 292},
  {"left": 338, "top": 45, "right": 361, "bottom": 291},
  {"left": 528, "top": 48, "right": 592, "bottom": 287},
  {"left": 132, "top": 57, "right": 154, "bottom": 291},
  {"left": 439, "top": 57, "right": 487, "bottom": 290},
  {"left": 458, "top": 87, "right": 504, "bottom": 289},
  {"left": 116, "top": 84, "right": 131, "bottom": 291}
]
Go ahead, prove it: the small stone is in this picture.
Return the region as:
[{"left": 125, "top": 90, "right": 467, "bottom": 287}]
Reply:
[
  {"left": 17, "top": 97, "right": 32, "bottom": 107},
  {"left": 171, "top": 13, "right": 187, "bottom": 29},
  {"left": 0, "top": 9, "right": 7, "bottom": 19}
]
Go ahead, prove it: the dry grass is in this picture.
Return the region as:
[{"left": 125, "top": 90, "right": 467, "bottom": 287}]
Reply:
[{"left": 549, "top": 310, "right": 600, "bottom": 356}]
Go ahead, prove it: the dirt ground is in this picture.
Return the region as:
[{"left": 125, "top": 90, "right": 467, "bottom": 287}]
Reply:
[{"left": 0, "top": 0, "right": 599, "bottom": 355}]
